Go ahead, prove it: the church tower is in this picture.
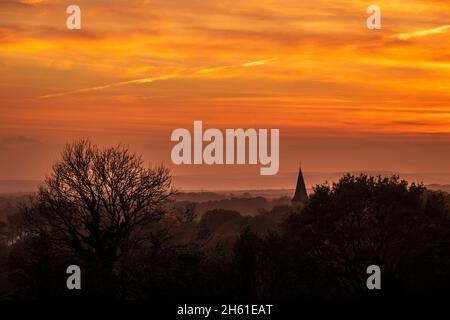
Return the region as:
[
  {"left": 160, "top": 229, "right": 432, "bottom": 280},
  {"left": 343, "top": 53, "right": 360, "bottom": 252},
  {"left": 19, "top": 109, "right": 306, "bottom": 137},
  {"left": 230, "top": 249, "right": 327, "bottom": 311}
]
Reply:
[{"left": 292, "top": 164, "right": 308, "bottom": 207}]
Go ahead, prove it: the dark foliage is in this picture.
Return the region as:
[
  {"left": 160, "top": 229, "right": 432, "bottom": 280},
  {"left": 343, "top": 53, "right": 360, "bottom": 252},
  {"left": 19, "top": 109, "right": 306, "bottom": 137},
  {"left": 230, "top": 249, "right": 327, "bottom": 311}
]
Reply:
[{"left": 1, "top": 143, "right": 450, "bottom": 300}]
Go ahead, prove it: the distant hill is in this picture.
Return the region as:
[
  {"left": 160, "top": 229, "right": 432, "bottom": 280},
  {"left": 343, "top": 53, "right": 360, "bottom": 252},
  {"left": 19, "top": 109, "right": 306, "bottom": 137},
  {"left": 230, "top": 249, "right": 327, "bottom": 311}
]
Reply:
[
  {"left": 3, "top": 171, "right": 450, "bottom": 194},
  {"left": 175, "top": 196, "right": 291, "bottom": 216},
  {"left": 427, "top": 184, "right": 450, "bottom": 194},
  {"left": 175, "top": 189, "right": 296, "bottom": 202},
  {"left": 1, "top": 175, "right": 449, "bottom": 221},
  {"left": 173, "top": 171, "right": 450, "bottom": 191}
]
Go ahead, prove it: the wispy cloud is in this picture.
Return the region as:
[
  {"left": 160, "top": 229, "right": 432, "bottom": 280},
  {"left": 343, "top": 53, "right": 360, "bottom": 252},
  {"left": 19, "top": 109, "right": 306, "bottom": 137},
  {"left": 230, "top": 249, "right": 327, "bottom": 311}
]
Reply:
[
  {"left": 240, "top": 58, "right": 275, "bottom": 67},
  {"left": 394, "top": 25, "right": 450, "bottom": 40},
  {"left": 18, "top": 0, "right": 43, "bottom": 5},
  {"left": 39, "top": 58, "right": 275, "bottom": 98},
  {"left": 39, "top": 75, "right": 177, "bottom": 98}
]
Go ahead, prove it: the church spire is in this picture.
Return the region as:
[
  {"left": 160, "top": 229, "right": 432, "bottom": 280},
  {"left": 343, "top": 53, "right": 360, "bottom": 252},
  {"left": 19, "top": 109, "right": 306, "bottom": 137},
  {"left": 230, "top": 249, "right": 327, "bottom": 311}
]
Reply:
[{"left": 292, "top": 163, "right": 308, "bottom": 206}]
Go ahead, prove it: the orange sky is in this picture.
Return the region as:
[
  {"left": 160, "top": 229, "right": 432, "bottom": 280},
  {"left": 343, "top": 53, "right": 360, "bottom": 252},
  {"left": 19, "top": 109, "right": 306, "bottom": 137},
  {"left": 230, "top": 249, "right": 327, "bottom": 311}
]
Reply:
[{"left": 1, "top": 0, "right": 450, "bottom": 189}]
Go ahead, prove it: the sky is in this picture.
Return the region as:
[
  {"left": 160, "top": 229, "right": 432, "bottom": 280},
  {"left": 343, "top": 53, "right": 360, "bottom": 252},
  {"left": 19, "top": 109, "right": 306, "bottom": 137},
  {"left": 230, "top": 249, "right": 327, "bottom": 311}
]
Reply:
[{"left": 0, "top": 0, "right": 450, "bottom": 189}]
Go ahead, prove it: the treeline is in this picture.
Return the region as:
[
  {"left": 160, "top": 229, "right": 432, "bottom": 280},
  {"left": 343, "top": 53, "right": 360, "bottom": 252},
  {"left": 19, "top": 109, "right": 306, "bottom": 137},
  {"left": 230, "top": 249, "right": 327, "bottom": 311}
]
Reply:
[
  {"left": 1, "top": 140, "right": 450, "bottom": 300},
  {"left": 175, "top": 196, "right": 291, "bottom": 216}
]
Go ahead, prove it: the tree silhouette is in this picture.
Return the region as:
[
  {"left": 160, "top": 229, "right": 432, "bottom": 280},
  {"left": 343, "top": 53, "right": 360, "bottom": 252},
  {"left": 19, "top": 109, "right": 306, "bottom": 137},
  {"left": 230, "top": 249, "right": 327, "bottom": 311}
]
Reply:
[
  {"left": 22, "top": 139, "right": 174, "bottom": 276},
  {"left": 284, "top": 174, "right": 450, "bottom": 298},
  {"left": 4, "top": 167, "right": 450, "bottom": 300}
]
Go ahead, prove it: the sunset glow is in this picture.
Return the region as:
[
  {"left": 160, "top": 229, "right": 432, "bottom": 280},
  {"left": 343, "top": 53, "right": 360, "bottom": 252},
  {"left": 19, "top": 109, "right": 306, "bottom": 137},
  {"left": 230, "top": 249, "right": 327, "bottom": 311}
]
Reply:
[{"left": 1, "top": 0, "right": 450, "bottom": 187}]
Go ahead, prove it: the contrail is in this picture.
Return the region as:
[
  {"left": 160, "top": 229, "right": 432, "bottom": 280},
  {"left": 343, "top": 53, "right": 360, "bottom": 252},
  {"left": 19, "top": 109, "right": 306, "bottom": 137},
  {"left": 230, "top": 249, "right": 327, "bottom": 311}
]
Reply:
[
  {"left": 394, "top": 25, "right": 450, "bottom": 40},
  {"left": 39, "top": 75, "right": 176, "bottom": 99},
  {"left": 38, "top": 58, "right": 276, "bottom": 99},
  {"left": 240, "top": 58, "right": 276, "bottom": 67}
]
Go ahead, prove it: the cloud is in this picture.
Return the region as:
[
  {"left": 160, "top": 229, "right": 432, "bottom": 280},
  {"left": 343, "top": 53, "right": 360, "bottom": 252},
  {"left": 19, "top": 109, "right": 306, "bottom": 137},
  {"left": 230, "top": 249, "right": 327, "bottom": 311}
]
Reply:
[
  {"left": 394, "top": 25, "right": 450, "bottom": 40},
  {"left": 38, "top": 74, "right": 176, "bottom": 98},
  {"left": 19, "top": 0, "right": 43, "bottom": 4},
  {"left": 2, "top": 0, "right": 43, "bottom": 6},
  {"left": 39, "top": 58, "right": 275, "bottom": 98},
  {"left": 241, "top": 58, "right": 275, "bottom": 67}
]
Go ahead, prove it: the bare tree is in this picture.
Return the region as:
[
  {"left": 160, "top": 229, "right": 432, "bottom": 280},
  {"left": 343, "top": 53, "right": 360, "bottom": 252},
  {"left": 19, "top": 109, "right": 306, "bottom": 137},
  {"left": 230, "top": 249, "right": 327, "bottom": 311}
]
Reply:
[{"left": 23, "top": 139, "right": 174, "bottom": 272}]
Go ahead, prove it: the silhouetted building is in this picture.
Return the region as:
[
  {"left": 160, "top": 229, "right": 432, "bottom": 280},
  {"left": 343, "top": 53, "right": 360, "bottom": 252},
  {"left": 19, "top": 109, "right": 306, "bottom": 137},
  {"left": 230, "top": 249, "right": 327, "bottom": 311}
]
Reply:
[{"left": 292, "top": 165, "right": 308, "bottom": 207}]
